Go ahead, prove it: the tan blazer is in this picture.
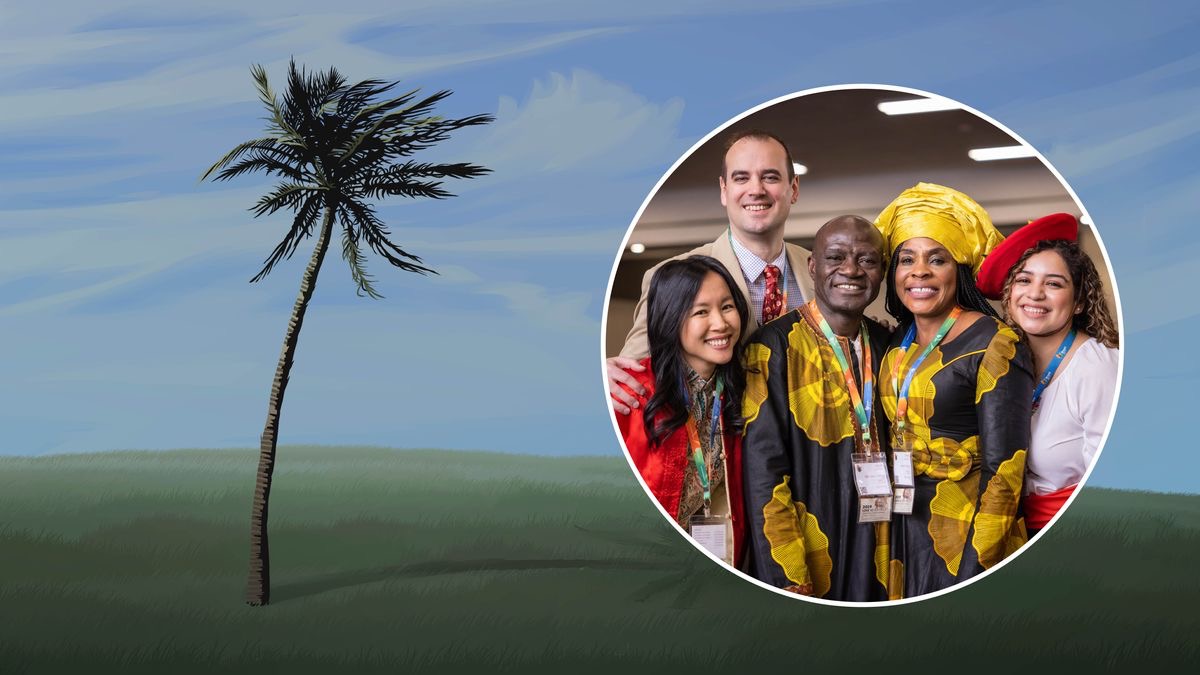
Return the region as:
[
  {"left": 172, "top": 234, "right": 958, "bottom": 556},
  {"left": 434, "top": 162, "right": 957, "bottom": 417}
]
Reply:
[{"left": 618, "top": 232, "right": 814, "bottom": 360}]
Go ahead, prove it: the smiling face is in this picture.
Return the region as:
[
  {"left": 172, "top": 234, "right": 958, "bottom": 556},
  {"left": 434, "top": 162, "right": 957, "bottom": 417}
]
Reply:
[
  {"left": 893, "top": 237, "right": 958, "bottom": 320},
  {"left": 679, "top": 271, "right": 742, "bottom": 379},
  {"left": 810, "top": 217, "right": 885, "bottom": 320},
  {"left": 1006, "top": 249, "right": 1080, "bottom": 338},
  {"left": 719, "top": 136, "right": 798, "bottom": 240}
]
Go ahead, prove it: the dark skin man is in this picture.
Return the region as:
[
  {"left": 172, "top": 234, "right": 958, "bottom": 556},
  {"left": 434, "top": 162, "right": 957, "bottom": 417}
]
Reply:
[
  {"left": 808, "top": 215, "right": 885, "bottom": 337},
  {"left": 742, "top": 214, "right": 890, "bottom": 599}
]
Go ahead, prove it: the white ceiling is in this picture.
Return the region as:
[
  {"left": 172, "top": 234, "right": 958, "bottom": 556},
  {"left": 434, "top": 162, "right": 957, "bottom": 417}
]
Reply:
[
  {"left": 621, "top": 88, "right": 1082, "bottom": 258},
  {"left": 605, "top": 88, "right": 1111, "bottom": 357}
]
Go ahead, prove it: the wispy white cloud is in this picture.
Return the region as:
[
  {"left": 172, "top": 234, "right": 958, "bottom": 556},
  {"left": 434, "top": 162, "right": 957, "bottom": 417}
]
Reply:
[
  {"left": 995, "top": 54, "right": 1200, "bottom": 180},
  {"left": 414, "top": 231, "right": 620, "bottom": 254},
  {"left": 0, "top": 66, "right": 682, "bottom": 306},
  {"left": 0, "top": 261, "right": 177, "bottom": 316},
  {"left": 481, "top": 282, "right": 597, "bottom": 334},
  {"left": 429, "top": 264, "right": 482, "bottom": 284},
  {"left": 0, "top": 26, "right": 621, "bottom": 130},
  {"left": 0, "top": 187, "right": 272, "bottom": 270},
  {"left": 1, "top": 0, "right": 867, "bottom": 39},
  {"left": 1104, "top": 170, "right": 1200, "bottom": 333},
  {"left": 1052, "top": 109, "right": 1200, "bottom": 176},
  {"left": 471, "top": 69, "right": 686, "bottom": 178}
]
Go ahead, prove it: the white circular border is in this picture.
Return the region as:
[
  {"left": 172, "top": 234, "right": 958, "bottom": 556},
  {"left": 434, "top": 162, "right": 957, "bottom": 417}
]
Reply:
[{"left": 599, "top": 83, "right": 1125, "bottom": 608}]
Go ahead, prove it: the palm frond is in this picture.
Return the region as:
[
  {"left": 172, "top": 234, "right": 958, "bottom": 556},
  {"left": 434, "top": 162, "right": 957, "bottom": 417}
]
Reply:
[
  {"left": 344, "top": 88, "right": 421, "bottom": 130},
  {"left": 339, "top": 217, "right": 381, "bottom": 299},
  {"left": 364, "top": 112, "right": 495, "bottom": 165},
  {"left": 280, "top": 60, "right": 306, "bottom": 132},
  {"left": 340, "top": 198, "right": 435, "bottom": 275},
  {"left": 200, "top": 137, "right": 278, "bottom": 182},
  {"left": 357, "top": 179, "right": 452, "bottom": 201},
  {"left": 282, "top": 60, "right": 346, "bottom": 136},
  {"left": 250, "top": 194, "right": 324, "bottom": 283},
  {"left": 377, "top": 89, "right": 454, "bottom": 128},
  {"left": 334, "top": 89, "right": 430, "bottom": 165},
  {"left": 251, "top": 64, "right": 278, "bottom": 119},
  {"left": 208, "top": 62, "right": 490, "bottom": 285},
  {"left": 400, "top": 113, "right": 495, "bottom": 144},
  {"left": 367, "top": 104, "right": 490, "bottom": 145},
  {"left": 313, "top": 65, "right": 346, "bottom": 110},
  {"left": 348, "top": 161, "right": 490, "bottom": 200},
  {"left": 213, "top": 151, "right": 308, "bottom": 183},
  {"left": 251, "top": 182, "right": 322, "bottom": 218},
  {"left": 388, "top": 161, "right": 492, "bottom": 180},
  {"left": 334, "top": 146, "right": 391, "bottom": 184},
  {"left": 253, "top": 63, "right": 303, "bottom": 141},
  {"left": 336, "top": 79, "right": 398, "bottom": 117}
]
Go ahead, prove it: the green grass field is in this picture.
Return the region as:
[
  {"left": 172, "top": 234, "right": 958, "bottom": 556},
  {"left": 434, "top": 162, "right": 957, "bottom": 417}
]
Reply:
[{"left": 1, "top": 447, "right": 1196, "bottom": 673}]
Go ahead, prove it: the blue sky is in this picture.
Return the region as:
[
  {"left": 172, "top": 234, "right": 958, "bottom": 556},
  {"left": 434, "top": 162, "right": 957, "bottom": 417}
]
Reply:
[{"left": 1, "top": 0, "right": 1197, "bottom": 492}]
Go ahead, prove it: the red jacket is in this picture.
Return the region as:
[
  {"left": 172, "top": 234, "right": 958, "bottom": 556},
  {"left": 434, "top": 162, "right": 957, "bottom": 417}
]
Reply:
[{"left": 617, "top": 358, "right": 746, "bottom": 565}]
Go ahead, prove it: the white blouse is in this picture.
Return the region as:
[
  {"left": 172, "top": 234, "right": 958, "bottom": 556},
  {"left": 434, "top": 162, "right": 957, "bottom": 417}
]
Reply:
[{"left": 1026, "top": 337, "right": 1120, "bottom": 496}]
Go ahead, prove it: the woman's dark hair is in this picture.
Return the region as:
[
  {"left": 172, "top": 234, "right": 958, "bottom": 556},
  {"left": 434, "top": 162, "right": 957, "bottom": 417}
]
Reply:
[
  {"left": 1000, "top": 239, "right": 1119, "bottom": 348},
  {"left": 884, "top": 247, "right": 999, "bottom": 328},
  {"left": 643, "top": 255, "right": 749, "bottom": 447}
]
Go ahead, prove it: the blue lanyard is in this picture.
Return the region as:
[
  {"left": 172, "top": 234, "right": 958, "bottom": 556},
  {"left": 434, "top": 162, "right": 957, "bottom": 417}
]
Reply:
[
  {"left": 891, "top": 309, "right": 961, "bottom": 433},
  {"left": 1032, "top": 329, "right": 1076, "bottom": 411}
]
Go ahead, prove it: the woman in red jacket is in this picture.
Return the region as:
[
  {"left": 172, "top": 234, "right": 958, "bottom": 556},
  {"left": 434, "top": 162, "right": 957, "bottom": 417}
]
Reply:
[{"left": 616, "top": 255, "right": 750, "bottom": 568}]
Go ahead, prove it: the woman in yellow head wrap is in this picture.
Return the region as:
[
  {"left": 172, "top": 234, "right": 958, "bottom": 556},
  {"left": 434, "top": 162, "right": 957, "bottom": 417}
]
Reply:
[{"left": 874, "top": 183, "right": 1033, "bottom": 599}]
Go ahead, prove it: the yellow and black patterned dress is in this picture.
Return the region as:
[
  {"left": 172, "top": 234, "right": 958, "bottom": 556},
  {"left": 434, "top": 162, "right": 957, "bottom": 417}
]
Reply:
[
  {"left": 742, "top": 305, "right": 892, "bottom": 601},
  {"left": 879, "top": 316, "right": 1032, "bottom": 599}
]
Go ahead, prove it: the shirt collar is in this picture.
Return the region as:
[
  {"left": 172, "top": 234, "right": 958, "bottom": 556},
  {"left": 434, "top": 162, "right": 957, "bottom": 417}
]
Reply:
[{"left": 728, "top": 230, "right": 788, "bottom": 282}]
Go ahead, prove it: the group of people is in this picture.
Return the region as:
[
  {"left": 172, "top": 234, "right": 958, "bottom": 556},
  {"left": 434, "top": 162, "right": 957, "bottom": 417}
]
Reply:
[{"left": 608, "top": 130, "right": 1119, "bottom": 601}]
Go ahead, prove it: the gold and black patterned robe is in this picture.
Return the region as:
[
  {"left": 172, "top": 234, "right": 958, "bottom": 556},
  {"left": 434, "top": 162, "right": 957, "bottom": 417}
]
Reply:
[
  {"left": 879, "top": 316, "right": 1032, "bottom": 599},
  {"left": 742, "top": 305, "right": 892, "bottom": 601}
]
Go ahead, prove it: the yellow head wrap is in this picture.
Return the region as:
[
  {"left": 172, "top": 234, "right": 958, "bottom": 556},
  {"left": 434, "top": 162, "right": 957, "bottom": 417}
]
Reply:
[{"left": 874, "top": 182, "right": 1003, "bottom": 274}]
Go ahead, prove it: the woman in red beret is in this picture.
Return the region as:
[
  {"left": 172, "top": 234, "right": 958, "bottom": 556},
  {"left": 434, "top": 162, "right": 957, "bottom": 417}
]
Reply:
[
  {"left": 615, "top": 255, "right": 750, "bottom": 568},
  {"left": 977, "top": 213, "right": 1120, "bottom": 536}
]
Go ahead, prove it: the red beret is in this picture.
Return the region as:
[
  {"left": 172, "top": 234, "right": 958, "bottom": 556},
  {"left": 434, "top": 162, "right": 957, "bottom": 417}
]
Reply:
[{"left": 976, "top": 213, "right": 1079, "bottom": 300}]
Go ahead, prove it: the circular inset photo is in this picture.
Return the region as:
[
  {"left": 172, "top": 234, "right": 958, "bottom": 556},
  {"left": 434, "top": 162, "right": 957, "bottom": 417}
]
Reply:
[{"left": 601, "top": 85, "right": 1122, "bottom": 605}]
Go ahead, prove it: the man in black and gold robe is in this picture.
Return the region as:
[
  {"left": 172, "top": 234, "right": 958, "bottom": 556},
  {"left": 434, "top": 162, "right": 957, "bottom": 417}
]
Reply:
[{"left": 742, "top": 215, "right": 891, "bottom": 601}]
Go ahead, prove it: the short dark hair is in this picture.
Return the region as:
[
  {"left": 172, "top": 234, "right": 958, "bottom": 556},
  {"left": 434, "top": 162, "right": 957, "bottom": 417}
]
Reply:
[
  {"left": 644, "top": 255, "right": 749, "bottom": 446},
  {"left": 720, "top": 129, "right": 796, "bottom": 182}
]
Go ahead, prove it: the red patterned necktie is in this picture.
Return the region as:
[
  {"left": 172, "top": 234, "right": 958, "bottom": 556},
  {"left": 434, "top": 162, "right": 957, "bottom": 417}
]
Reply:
[{"left": 761, "top": 264, "right": 783, "bottom": 324}]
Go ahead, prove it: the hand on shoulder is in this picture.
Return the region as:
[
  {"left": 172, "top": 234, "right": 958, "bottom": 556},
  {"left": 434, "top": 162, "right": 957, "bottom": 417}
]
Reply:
[{"left": 607, "top": 356, "right": 647, "bottom": 416}]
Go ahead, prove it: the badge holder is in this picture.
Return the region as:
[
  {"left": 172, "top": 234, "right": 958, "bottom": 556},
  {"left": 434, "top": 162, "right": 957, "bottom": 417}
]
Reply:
[
  {"left": 891, "top": 431, "right": 916, "bottom": 515},
  {"left": 851, "top": 451, "right": 892, "bottom": 523},
  {"left": 689, "top": 513, "right": 733, "bottom": 565}
]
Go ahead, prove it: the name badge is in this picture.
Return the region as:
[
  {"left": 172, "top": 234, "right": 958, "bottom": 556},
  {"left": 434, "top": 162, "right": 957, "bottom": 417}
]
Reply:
[
  {"left": 858, "top": 494, "right": 894, "bottom": 523},
  {"left": 689, "top": 514, "right": 733, "bottom": 565},
  {"left": 852, "top": 451, "right": 892, "bottom": 523},
  {"left": 892, "top": 450, "right": 915, "bottom": 514}
]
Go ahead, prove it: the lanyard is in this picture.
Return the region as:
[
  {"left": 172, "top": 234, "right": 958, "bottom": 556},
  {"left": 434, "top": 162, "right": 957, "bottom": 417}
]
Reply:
[
  {"left": 807, "top": 301, "right": 874, "bottom": 448},
  {"left": 684, "top": 377, "right": 725, "bottom": 515},
  {"left": 891, "top": 307, "right": 962, "bottom": 434},
  {"left": 728, "top": 228, "right": 790, "bottom": 314},
  {"left": 1032, "top": 329, "right": 1076, "bottom": 412}
]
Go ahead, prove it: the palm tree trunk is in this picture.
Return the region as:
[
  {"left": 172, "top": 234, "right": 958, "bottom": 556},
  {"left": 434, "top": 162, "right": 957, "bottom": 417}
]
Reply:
[{"left": 245, "top": 206, "right": 336, "bottom": 606}]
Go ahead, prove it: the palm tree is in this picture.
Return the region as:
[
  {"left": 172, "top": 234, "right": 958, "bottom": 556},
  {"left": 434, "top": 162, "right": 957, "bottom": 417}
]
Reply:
[{"left": 202, "top": 60, "right": 492, "bottom": 606}]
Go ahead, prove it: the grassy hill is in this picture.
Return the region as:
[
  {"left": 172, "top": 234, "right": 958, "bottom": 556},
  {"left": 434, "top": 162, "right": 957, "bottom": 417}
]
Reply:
[{"left": 1, "top": 447, "right": 1196, "bottom": 672}]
